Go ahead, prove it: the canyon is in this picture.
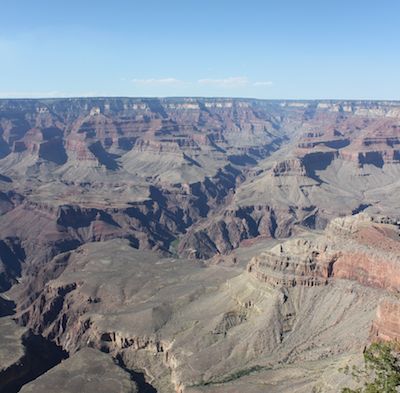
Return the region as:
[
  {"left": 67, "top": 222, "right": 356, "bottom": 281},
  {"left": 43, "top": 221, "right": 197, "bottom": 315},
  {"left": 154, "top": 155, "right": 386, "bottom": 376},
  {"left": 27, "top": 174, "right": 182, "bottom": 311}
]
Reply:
[{"left": 0, "top": 97, "right": 399, "bottom": 392}]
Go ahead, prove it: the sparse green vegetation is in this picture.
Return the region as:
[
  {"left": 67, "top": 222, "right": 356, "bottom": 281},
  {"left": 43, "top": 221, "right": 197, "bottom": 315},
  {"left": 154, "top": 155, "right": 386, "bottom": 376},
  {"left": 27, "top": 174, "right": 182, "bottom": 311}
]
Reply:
[
  {"left": 169, "top": 238, "right": 180, "bottom": 256},
  {"left": 192, "top": 365, "right": 266, "bottom": 386},
  {"left": 215, "top": 365, "right": 264, "bottom": 384},
  {"left": 341, "top": 342, "right": 400, "bottom": 393}
]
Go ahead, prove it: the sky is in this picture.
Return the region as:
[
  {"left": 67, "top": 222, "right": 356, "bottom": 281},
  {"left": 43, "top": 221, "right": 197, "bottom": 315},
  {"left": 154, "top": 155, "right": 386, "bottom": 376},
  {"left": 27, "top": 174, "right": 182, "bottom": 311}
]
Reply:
[{"left": 0, "top": 0, "right": 399, "bottom": 100}]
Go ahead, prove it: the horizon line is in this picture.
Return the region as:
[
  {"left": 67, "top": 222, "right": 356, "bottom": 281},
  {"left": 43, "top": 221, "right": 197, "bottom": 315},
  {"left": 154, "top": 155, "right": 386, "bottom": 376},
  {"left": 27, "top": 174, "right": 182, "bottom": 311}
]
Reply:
[{"left": 0, "top": 96, "right": 400, "bottom": 103}]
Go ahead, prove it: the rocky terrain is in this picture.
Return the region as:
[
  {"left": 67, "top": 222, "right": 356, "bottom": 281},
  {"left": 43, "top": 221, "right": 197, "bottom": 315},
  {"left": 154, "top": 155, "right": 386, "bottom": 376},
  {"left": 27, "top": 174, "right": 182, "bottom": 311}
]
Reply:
[{"left": 0, "top": 98, "right": 399, "bottom": 392}]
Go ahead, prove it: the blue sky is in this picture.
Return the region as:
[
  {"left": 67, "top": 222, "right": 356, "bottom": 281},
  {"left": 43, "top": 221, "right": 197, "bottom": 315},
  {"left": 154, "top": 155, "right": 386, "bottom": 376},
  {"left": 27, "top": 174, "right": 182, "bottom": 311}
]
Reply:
[{"left": 1, "top": 0, "right": 399, "bottom": 99}]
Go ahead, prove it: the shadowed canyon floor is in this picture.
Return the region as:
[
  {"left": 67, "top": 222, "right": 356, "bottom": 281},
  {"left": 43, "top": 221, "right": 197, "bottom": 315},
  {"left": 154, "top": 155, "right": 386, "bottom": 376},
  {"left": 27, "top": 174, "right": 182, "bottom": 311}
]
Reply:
[{"left": 0, "top": 98, "right": 399, "bottom": 392}]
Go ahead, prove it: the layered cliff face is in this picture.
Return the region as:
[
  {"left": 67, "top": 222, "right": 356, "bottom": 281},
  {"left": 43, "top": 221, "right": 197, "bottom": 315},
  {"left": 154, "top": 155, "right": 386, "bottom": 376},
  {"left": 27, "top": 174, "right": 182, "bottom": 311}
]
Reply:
[
  {"left": 10, "top": 214, "right": 399, "bottom": 393},
  {"left": 296, "top": 113, "right": 400, "bottom": 168},
  {"left": 0, "top": 98, "right": 400, "bottom": 392},
  {"left": 247, "top": 214, "right": 400, "bottom": 291},
  {"left": 370, "top": 301, "right": 400, "bottom": 342},
  {"left": 180, "top": 101, "right": 400, "bottom": 258},
  {"left": 0, "top": 98, "right": 283, "bottom": 181},
  {"left": 0, "top": 98, "right": 288, "bottom": 282},
  {"left": 247, "top": 214, "right": 400, "bottom": 351},
  {"left": 1, "top": 98, "right": 400, "bottom": 267}
]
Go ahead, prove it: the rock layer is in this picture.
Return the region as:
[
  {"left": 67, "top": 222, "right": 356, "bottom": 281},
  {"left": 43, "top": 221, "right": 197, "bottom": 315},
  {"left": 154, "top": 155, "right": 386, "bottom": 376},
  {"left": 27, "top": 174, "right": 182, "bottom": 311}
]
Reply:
[
  {"left": 10, "top": 214, "right": 400, "bottom": 392},
  {"left": 0, "top": 98, "right": 400, "bottom": 392}
]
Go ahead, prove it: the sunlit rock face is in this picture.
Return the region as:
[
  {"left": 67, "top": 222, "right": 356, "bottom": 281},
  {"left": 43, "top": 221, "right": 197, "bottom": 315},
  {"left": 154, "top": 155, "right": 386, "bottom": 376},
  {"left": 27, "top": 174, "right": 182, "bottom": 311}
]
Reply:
[
  {"left": 9, "top": 215, "right": 399, "bottom": 393},
  {"left": 248, "top": 214, "right": 400, "bottom": 291},
  {"left": 370, "top": 301, "right": 400, "bottom": 342},
  {"left": 0, "top": 98, "right": 400, "bottom": 392}
]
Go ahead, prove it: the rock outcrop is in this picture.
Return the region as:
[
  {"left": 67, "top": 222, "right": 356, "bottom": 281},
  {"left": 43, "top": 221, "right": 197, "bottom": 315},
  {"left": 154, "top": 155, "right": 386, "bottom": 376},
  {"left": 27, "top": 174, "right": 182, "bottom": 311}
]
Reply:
[
  {"left": 19, "top": 348, "right": 138, "bottom": 393},
  {"left": 248, "top": 214, "right": 400, "bottom": 292},
  {"left": 370, "top": 301, "right": 400, "bottom": 342},
  {"left": 1, "top": 98, "right": 400, "bottom": 264},
  {"left": 11, "top": 224, "right": 395, "bottom": 393},
  {"left": 0, "top": 318, "right": 67, "bottom": 393},
  {"left": 0, "top": 98, "right": 400, "bottom": 392}
]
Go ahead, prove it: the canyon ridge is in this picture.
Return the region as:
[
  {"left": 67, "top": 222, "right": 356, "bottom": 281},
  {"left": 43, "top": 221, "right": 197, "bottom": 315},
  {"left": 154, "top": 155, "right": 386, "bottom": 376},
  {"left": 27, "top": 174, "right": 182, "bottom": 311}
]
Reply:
[{"left": 0, "top": 97, "right": 399, "bottom": 393}]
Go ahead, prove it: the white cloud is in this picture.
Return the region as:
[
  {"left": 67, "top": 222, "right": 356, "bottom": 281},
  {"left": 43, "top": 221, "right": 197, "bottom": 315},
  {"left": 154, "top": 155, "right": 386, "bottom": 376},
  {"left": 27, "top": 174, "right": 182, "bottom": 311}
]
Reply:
[
  {"left": 131, "top": 78, "right": 183, "bottom": 86},
  {"left": 197, "top": 76, "right": 249, "bottom": 88},
  {"left": 253, "top": 81, "right": 273, "bottom": 87}
]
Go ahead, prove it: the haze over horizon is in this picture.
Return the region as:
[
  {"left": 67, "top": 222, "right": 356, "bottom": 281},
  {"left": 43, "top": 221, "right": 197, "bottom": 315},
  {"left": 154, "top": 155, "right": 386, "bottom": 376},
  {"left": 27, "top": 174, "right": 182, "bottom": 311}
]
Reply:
[{"left": 1, "top": 0, "right": 400, "bottom": 100}]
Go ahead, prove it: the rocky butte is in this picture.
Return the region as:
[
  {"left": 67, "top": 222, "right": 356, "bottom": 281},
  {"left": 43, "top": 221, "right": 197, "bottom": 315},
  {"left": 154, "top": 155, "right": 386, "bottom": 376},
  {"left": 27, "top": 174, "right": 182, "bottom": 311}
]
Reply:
[{"left": 0, "top": 97, "right": 399, "bottom": 392}]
